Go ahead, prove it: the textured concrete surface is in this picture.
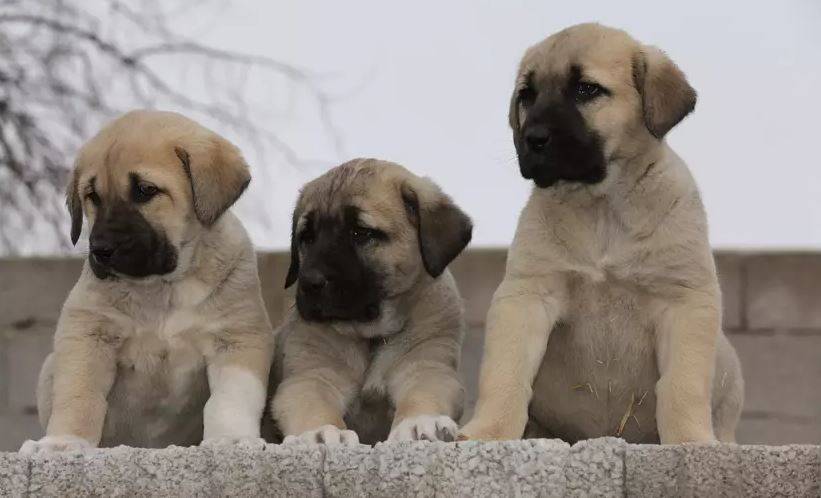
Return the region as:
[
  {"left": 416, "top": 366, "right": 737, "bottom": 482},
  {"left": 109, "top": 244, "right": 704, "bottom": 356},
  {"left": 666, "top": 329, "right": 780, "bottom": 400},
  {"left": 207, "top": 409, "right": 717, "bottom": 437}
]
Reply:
[
  {"left": 1, "top": 251, "right": 820, "bottom": 451},
  {"left": 745, "top": 254, "right": 821, "bottom": 330},
  {"left": 1, "top": 439, "right": 818, "bottom": 497}
]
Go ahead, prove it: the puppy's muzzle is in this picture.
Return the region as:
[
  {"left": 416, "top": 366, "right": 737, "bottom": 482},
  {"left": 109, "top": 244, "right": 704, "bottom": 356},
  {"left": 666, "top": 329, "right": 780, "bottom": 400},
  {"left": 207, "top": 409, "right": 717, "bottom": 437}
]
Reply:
[
  {"left": 89, "top": 240, "right": 115, "bottom": 266},
  {"left": 524, "top": 126, "right": 552, "bottom": 152},
  {"left": 88, "top": 202, "right": 177, "bottom": 279},
  {"left": 300, "top": 268, "right": 328, "bottom": 294},
  {"left": 296, "top": 268, "right": 381, "bottom": 323},
  {"left": 520, "top": 125, "right": 552, "bottom": 179}
]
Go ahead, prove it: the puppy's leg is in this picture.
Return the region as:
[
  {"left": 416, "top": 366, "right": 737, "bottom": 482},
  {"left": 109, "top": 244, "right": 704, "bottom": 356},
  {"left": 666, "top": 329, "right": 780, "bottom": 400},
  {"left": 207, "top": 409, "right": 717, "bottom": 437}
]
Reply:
[
  {"left": 20, "top": 331, "right": 117, "bottom": 453},
  {"left": 202, "top": 335, "right": 273, "bottom": 447},
  {"left": 711, "top": 334, "right": 744, "bottom": 443},
  {"left": 35, "top": 353, "right": 55, "bottom": 430},
  {"left": 655, "top": 292, "right": 721, "bottom": 443},
  {"left": 272, "top": 326, "right": 364, "bottom": 446},
  {"left": 459, "top": 277, "right": 565, "bottom": 440},
  {"left": 386, "top": 350, "right": 464, "bottom": 442},
  {"left": 272, "top": 368, "right": 360, "bottom": 446}
]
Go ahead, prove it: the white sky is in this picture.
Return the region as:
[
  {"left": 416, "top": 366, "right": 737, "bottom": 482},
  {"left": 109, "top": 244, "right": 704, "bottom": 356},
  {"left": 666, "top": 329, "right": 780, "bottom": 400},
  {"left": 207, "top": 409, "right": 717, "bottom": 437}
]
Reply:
[{"left": 179, "top": 1, "right": 821, "bottom": 249}]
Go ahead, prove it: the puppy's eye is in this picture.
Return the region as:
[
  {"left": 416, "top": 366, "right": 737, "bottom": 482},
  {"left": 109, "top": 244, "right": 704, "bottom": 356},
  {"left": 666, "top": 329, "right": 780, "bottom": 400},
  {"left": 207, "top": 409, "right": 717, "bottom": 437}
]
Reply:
[
  {"left": 518, "top": 86, "right": 537, "bottom": 107},
  {"left": 86, "top": 191, "right": 101, "bottom": 207},
  {"left": 133, "top": 182, "right": 159, "bottom": 203},
  {"left": 575, "top": 82, "right": 604, "bottom": 103},
  {"left": 351, "top": 227, "right": 380, "bottom": 246}
]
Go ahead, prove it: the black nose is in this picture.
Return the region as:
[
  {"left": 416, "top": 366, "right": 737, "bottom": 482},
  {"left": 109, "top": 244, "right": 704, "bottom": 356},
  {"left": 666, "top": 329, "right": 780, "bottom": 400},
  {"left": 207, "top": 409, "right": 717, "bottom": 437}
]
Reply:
[
  {"left": 525, "top": 127, "right": 551, "bottom": 151},
  {"left": 301, "top": 269, "right": 327, "bottom": 294},
  {"left": 90, "top": 243, "right": 114, "bottom": 265}
]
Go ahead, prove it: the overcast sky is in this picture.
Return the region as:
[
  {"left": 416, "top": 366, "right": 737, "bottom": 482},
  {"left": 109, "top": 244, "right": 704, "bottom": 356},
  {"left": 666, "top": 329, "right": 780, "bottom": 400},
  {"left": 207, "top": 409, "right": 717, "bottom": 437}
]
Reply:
[{"left": 175, "top": 0, "right": 821, "bottom": 249}]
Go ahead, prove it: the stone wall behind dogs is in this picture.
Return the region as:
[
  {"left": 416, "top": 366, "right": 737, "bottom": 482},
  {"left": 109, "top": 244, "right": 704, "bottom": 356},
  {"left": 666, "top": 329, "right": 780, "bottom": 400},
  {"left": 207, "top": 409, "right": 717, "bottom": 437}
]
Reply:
[{"left": 1, "top": 250, "right": 819, "bottom": 450}]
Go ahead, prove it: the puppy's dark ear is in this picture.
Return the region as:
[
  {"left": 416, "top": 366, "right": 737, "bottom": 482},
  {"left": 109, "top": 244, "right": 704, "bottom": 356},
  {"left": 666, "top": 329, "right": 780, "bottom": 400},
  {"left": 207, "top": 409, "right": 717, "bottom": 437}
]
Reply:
[
  {"left": 284, "top": 207, "right": 300, "bottom": 289},
  {"left": 633, "top": 46, "right": 697, "bottom": 139},
  {"left": 508, "top": 71, "right": 530, "bottom": 133},
  {"left": 175, "top": 132, "right": 251, "bottom": 226},
  {"left": 508, "top": 83, "right": 521, "bottom": 132},
  {"left": 66, "top": 169, "right": 82, "bottom": 246},
  {"left": 402, "top": 180, "right": 472, "bottom": 278}
]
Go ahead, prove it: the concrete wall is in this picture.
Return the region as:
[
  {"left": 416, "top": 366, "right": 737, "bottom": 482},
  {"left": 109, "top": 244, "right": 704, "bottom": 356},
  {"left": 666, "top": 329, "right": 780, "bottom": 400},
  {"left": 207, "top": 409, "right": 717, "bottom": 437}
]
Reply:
[{"left": 1, "top": 250, "right": 819, "bottom": 450}]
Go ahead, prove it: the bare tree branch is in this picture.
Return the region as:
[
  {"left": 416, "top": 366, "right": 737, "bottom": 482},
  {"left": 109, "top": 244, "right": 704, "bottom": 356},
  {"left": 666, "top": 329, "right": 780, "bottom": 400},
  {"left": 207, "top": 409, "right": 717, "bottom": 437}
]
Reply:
[{"left": 0, "top": 0, "right": 342, "bottom": 255}]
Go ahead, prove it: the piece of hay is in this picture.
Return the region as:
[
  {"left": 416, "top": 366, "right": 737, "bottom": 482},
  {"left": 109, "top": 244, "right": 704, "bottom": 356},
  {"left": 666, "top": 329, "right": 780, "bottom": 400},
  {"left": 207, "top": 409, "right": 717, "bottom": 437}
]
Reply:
[{"left": 616, "top": 392, "right": 636, "bottom": 437}]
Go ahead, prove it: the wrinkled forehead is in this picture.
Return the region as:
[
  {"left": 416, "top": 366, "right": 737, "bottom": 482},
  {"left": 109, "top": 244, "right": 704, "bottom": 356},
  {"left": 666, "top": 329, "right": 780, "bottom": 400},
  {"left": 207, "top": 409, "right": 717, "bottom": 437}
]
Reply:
[
  {"left": 75, "top": 136, "right": 185, "bottom": 195},
  {"left": 520, "top": 27, "right": 638, "bottom": 90},
  {"left": 297, "top": 162, "right": 405, "bottom": 231}
]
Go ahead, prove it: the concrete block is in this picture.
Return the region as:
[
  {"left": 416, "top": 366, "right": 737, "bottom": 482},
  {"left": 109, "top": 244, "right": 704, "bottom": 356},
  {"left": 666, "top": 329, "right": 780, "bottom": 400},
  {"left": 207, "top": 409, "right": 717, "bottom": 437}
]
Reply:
[
  {"left": 625, "top": 444, "right": 682, "bottom": 497},
  {"left": 739, "top": 444, "right": 820, "bottom": 497},
  {"left": 0, "top": 414, "right": 42, "bottom": 452},
  {"left": 0, "top": 258, "right": 81, "bottom": 328},
  {"left": 440, "top": 439, "right": 569, "bottom": 497},
  {"left": 745, "top": 254, "right": 821, "bottom": 330},
  {"left": 211, "top": 443, "right": 324, "bottom": 496},
  {"left": 5, "top": 324, "right": 52, "bottom": 416},
  {"left": 566, "top": 437, "right": 625, "bottom": 497},
  {"left": 324, "top": 439, "right": 573, "bottom": 497},
  {"left": 0, "top": 334, "right": 7, "bottom": 413},
  {"left": 0, "top": 451, "right": 28, "bottom": 496},
  {"left": 715, "top": 251, "right": 744, "bottom": 330},
  {"left": 322, "top": 443, "right": 379, "bottom": 496},
  {"left": 25, "top": 444, "right": 325, "bottom": 496},
  {"left": 449, "top": 248, "right": 506, "bottom": 327},
  {"left": 678, "top": 444, "right": 744, "bottom": 496},
  {"left": 625, "top": 443, "right": 821, "bottom": 497},
  {"left": 730, "top": 334, "right": 821, "bottom": 438},
  {"left": 625, "top": 444, "right": 745, "bottom": 497},
  {"left": 4, "top": 439, "right": 821, "bottom": 496},
  {"left": 373, "top": 441, "right": 440, "bottom": 496},
  {"left": 737, "top": 416, "right": 821, "bottom": 446}
]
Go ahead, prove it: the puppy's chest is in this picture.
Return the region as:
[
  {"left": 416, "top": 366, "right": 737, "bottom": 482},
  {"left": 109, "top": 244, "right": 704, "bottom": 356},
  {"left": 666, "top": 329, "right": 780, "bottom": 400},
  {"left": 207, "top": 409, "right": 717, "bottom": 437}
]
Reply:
[
  {"left": 114, "top": 291, "right": 217, "bottom": 387},
  {"left": 553, "top": 209, "right": 656, "bottom": 289},
  {"left": 119, "top": 313, "right": 205, "bottom": 372},
  {"left": 532, "top": 260, "right": 661, "bottom": 443}
]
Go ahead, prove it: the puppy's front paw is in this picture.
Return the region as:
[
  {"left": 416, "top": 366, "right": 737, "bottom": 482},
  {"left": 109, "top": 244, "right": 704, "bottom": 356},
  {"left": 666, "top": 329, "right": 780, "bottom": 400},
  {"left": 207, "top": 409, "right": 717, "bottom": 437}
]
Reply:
[
  {"left": 19, "top": 435, "right": 92, "bottom": 454},
  {"left": 388, "top": 415, "right": 458, "bottom": 442},
  {"left": 201, "top": 436, "right": 267, "bottom": 450},
  {"left": 283, "top": 425, "right": 360, "bottom": 446}
]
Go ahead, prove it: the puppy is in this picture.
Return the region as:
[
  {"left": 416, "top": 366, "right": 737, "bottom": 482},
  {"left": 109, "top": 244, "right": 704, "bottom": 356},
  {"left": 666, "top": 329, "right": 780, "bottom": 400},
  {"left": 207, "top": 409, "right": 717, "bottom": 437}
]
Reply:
[
  {"left": 460, "top": 24, "right": 743, "bottom": 444},
  {"left": 270, "top": 159, "right": 472, "bottom": 445},
  {"left": 20, "top": 110, "right": 274, "bottom": 452}
]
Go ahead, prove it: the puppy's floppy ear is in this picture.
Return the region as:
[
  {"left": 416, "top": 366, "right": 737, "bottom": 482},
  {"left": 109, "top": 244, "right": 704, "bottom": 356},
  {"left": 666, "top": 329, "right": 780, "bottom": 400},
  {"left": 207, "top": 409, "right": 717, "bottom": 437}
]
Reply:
[
  {"left": 174, "top": 133, "right": 251, "bottom": 226},
  {"left": 66, "top": 168, "right": 82, "bottom": 246},
  {"left": 633, "top": 46, "right": 697, "bottom": 139},
  {"left": 284, "top": 205, "right": 301, "bottom": 289},
  {"left": 401, "top": 179, "right": 473, "bottom": 278},
  {"left": 508, "top": 83, "right": 521, "bottom": 132},
  {"left": 508, "top": 71, "right": 529, "bottom": 133}
]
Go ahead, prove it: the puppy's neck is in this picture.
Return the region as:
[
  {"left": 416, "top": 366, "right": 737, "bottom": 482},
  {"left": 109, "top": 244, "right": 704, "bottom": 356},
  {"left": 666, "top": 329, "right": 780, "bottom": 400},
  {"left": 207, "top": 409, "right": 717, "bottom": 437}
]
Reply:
[{"left": 329, "top": 303, "right": 408, "bottom": 339}]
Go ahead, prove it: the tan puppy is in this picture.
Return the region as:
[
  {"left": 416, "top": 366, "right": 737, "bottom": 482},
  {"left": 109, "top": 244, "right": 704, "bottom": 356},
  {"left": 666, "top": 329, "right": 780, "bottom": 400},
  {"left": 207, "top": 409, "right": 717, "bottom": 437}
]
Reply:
[
  {"left": 19, "top": 110, "right": 274, "bottom": 452},
  {"left": 270, "top": 159, "right": 471, "bottom": 445},
  {"left": 460, "top": 24, "right": 743, "bottom": 444}
]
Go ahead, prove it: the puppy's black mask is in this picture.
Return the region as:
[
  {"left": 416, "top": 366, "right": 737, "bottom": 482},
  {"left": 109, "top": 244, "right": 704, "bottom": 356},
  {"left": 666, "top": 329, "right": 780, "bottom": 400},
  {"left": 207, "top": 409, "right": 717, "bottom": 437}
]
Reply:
[
  {"left": 86, "top": 178, "right": 177, "bottom": 280},
  {"left": 286, "top": 207, "right": 384, "bottom": 323},
  {"left": 512, "top": 65, "right": 607, "bottom": 188}
]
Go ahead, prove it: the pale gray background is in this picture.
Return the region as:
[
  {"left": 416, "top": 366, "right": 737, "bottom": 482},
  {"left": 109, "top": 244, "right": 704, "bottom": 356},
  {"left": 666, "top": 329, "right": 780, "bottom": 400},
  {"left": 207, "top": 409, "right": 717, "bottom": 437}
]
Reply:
[{"left": 189, "top": 0, "right": 821, "bottom": 250}]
